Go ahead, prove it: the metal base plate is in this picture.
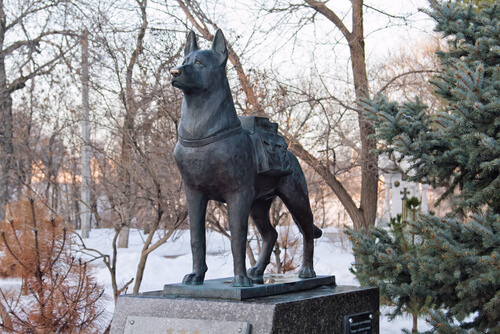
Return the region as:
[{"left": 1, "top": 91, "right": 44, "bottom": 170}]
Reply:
[{"left": 162, "top": 274, "right": 336, "bottom": 300}]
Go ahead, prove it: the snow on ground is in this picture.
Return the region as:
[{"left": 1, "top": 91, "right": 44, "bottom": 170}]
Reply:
[{"left": 2, "top": 226, "right": 432, "bottom": 333}]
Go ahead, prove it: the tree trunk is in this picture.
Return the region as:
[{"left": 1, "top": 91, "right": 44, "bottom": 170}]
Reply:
[
  {"left": 117, "top": 0, "right": 148, "bottom": 248},
  {"left": 133, "top": 251, "right": 148, "bottom": 294},
  {"left": 0, "top": 4, "right": 12, "bottom": 219},
  {"left": 72, "top": 157, "right": 82, "bottom": 229},
  {"left": 300, "top": 0, "right": 378, "bottom": 230},
  {"left": 0, "top": 57, "right": 13, "bottom": 222},
  {"left": 81, "top": 28, "right": 91, "bottom": 238},
  {"left": 246, "top": 241, "right": 256, "bottom": 267},
  {"left": 118, "top": 225, "right": 130, "bottom": 248},
  {"left": 350, "top": 0, "right": 378, "bottom": 230},
  {"left": 0, "top": 3, "right": 10, "bottom": 221},
  {"left": 274, "top": 243, "right": 282, "bottom": 274}
]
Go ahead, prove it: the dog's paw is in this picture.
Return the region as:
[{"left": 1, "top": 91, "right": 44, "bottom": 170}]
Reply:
[
  {"left": 247, "top": 266, "right": 264, "bottom": 278},
  {"left": 232, "top": 274, "right": 253, "bottom": 287},
  {"left": 182, "top": 272, "right": 205, "bottom": 285},
  {"left": 298, "top": 266, "right": 316, "bottom": 279}
]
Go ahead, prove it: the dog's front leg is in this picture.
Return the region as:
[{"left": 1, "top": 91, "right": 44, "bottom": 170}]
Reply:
[
  {"left": 226, "top": 191, "right": 254, "bottom": 287},
  {"left": 183, "top": 188, "right": 209, "bottom": 285}
]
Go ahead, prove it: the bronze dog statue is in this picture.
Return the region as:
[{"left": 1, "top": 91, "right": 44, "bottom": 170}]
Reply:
[{"left": 171, "top": 29, "right": 321, "bottom": 287}]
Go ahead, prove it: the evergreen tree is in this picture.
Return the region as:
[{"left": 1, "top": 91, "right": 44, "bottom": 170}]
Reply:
[
  {"left": 350, "top": 1, "right": 500, "bottom": 332},
  {"left": 347, "top": 199, "right": 431, "bottom": 333},
  {"left": 364, "top": 0, "right": 500, "bottom": 214}
]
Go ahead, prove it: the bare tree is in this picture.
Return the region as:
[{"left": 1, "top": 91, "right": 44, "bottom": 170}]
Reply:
[
  {"left": 170, "top": 0, "right": 382, "bottom": 230},
  {"left": 75, "top": 0, "right": 190, "bottom": 294},
  {"left": 0, "top": 0, "right": 80, "bottom": 220},
  {"left": 264, "top": 0, "right": 379, "bottom": 230},
  {"left": 116, "top": 0, "right": 149, "bottom": 248}
]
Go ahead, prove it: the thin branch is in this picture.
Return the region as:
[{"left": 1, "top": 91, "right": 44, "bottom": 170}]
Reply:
[
  {"left": 303, "top": 0, "right": 353, "bottom": 41},
  {"left": 1, "top": 30, "right": 77, "bottom": 56},
  {"left": 0, "top": 294, "right": 14, "bottom": 332},
  {"left": 363, "top": 4, "right": 409, "bottom": 20},
  {"left": 116, "top": 278, "right": 134, "bottom": 296},
  {"left": 5, "top": 0, "right": 72, "bottom": 31},
  {"left": 0, "top": 231, "right": 30, "bottom": 273},
  {"left": 378, "top": 70, "right": 439, "bottom": 94},
  {"left": 7, "top": 42, "right": 78, "bottom": 94},
  {"left": 144, "top": 211, "right": 187, "bottom": 257}
]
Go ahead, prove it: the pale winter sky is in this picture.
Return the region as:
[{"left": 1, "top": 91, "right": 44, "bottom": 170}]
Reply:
[{"left": 193, "top": 0, "right": 436, "bottom": 77}]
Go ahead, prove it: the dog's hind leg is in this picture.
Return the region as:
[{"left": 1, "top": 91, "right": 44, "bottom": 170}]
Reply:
[
  {"left": 247, "top": 197, "right": 276, "bottom": 279},
  {"left": 277, "top": 157, "right": 317, "bottom": 278},
  {"left": 278, "top": 187, "right": 316, "bottom": 278},
  {"left": 182, "top": 188, "right": 209, "bottom": 285},
  {"left": 226, "top": 190, "right": 254, "bottom": 287}
]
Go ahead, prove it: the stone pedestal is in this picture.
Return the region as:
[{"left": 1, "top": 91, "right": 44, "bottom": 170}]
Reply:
[{"left": 111, "top": 276, "right": 379, "bottom": 334}]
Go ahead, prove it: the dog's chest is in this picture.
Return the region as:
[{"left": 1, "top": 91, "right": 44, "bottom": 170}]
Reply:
[{"left": 174, "top": 135, "right": 254, "bottom": 193}]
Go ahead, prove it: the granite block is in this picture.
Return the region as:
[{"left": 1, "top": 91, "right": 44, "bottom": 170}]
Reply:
[{"left": 111, "top": 284, "right": 379, "bottom": 334}]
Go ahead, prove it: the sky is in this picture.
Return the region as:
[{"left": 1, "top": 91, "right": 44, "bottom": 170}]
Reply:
[{"left": 196, "top": 0, "right": 437, "bottom": 79}]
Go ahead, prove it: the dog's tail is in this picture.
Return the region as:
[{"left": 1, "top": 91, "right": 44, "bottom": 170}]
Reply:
[{"left": 313, "top": 225, "right": 323, "bottom": 239}]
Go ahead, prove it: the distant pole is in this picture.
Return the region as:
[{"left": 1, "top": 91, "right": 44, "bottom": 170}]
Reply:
[
  {"left": 400, "top": 187, "right": 410, "bottom": 222},
  {"left": 420, "top": 184, "right": 429, "bottom": 214},
  {"left": 81, "top": 28, "right": 91, "bottom": 238}
]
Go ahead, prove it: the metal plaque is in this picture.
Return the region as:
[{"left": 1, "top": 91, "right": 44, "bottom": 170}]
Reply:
[
  {"left": 344, "top": 312, "right": 373, "bottom": 334},
  {"left": 124, "top": 316, "right": 251, "bottom": 334}
]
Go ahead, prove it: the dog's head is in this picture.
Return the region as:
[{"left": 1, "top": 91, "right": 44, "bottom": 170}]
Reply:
[{"left": 171, "top": 29, "right": 228, "bottom": 95}]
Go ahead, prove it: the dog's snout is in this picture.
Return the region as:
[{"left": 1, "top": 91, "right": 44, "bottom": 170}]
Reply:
[{"left": 171, "top": 68, "right": 182, "bottom": 77}]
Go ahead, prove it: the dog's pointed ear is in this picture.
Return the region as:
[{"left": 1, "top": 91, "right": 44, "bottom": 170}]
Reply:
[
  {"left": 184, "top": 30, "right": 198, "bottom": 57},
  {"left": 211, "top": 29, "right": 228, "bottom": 66}
]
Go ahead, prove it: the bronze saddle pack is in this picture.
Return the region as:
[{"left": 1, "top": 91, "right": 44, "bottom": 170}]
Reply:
[{"left": 239, "top": 116, "right": 292, "bottom": 177}]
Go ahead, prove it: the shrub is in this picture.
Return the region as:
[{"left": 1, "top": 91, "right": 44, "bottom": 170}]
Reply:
[{"left": 0, "top": 198, "right": 106, "bottom": 333}]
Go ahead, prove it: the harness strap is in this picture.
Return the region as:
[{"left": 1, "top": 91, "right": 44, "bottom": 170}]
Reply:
[{"left": 178, "top": 126, "right": 243, "bottom": 147}]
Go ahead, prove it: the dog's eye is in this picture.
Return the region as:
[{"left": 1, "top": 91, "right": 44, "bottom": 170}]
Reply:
[
  {"left": 194, "top": 59, "right": 204, "bottom": 67},
  {"left": 182, "top": 59, "right": 187, "bottom": 65}
]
